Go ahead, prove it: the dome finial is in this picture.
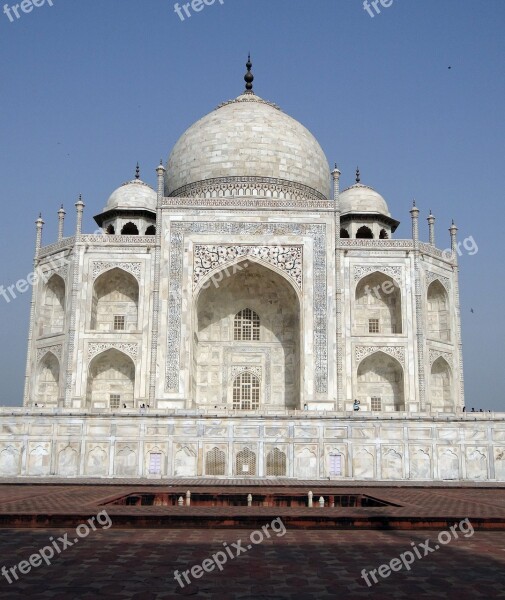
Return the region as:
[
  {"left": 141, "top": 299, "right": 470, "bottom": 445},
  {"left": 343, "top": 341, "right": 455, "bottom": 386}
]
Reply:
[
  {"left": 244, "top": 53, "right": 254, "bottom": 94},
  {"left": 135, "top": 162, "right": 140, "bottom": 180},
  {"left": 355, "top": 166, "right": 360, "bottom": 184}
]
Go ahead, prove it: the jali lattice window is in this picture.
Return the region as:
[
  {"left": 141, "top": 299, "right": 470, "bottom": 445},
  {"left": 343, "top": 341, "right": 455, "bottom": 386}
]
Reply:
[
  {"left": 232, "top": 371, "right": 260, "bottom": 410},
  {"left": 371, "top": 397, "right": 382, "bottom": 411},
  {"left": 110, "top": 394, "right": 121, "bottom": 409},
  {"left": 234, "top": 308, "right": 260, "bottom": 341},
  {"left": 368, "top": 318, "right": 380, "bottom": 334},
  {"left": 236, "top": 448, "right": 256, "bottom": 476},
  {"left": 114, "top": 315, "right": 126, "bottom": 331},
  {"left": 266, "top": 448, "right": 287, "bottom": 476},
  {"left": 206, "top": 447, "right": 226, "bottom": 476}
]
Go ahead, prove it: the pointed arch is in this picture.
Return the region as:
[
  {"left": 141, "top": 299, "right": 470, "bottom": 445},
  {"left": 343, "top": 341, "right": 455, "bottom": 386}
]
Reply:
[
  {"left": 430, "top": 357, "right": 453, "bottom": 412},
  {"left": 86, "top": 349, "right": 135, "bottom": 409},
  {"left": 40, "top": 274, "right": 65, "bottom": 335},
  {"left": 357, "top": 351, "right": 405, "bottom": 411},
  {"left": 194, "top": 260, "right": 301, "bottom": 410},
  {"left": 427, "top": 280, "right": 451, "bottom": 341},
  {"left": 340, "top": 228, "right": 350, "bottom": 239},
  {"left": 36, "top": 351, "right": 60, "bottom": 406},
  {"left": 355, "top": 272, "right": 402, "bottom": 335},
  {"left": 91, "top": 267, "right": 139, "bottom": 331}
]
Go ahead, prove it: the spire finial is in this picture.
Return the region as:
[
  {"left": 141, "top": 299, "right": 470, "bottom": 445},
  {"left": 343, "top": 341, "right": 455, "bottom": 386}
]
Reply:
[
  {"left": 244, "top": 53, "right": 254, "bottom": 94},
  {"left": 355, "top": 167, "right": 360, "bottom": 184},
  {"left": 135, "top": 162, "right": 140, "bottom": 179}
]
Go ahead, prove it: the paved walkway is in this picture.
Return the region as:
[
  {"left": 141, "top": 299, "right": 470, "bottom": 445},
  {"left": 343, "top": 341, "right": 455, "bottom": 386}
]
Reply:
[
  {"left": 0, "top": 528, "right": 503, "bottom": 599},
  {"left": 0, "top": 484, "right": 503, "bottom": 598}
]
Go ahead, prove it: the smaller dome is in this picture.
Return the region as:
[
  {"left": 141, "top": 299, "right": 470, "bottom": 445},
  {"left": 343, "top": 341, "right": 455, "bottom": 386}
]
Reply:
[
  {"left": 340, "top": 182, "right": 390, "bottom": 216},
  {"left": 104, "top": 179, "right": 157, "bottom": 213}
]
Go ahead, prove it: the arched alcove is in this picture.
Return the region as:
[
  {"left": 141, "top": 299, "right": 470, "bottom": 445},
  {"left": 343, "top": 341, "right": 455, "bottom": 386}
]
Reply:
[
  {"left": 427, "top": 280, "right": 450, "bottom": 341},
  {"left": 40, "top": 275, "right": 65, "bottom": 336},
  {"left": 86, "top": 349, "right": 135, "bottom": 409},
  {"left": 430, "top": 357, "right": 453, "bottom": 412},
  {"left": 91, "top": 268, "right": 139, "bottom": 331},
  {"left": 357, "top": 351, "right": 405, "bottom": 411},
  {"left": 355, "top": 272, "right": 402, "bottom": 335},
  {"left": 36, "top": 352, "right": 60, "bottom": 406},
  {"left": 194, "top": 260, "right": 300, "bottom": 410}
]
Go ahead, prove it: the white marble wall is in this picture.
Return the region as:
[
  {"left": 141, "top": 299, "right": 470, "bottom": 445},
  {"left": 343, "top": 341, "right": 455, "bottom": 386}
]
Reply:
[{"left": 1, "top": 411, "right": 503, "bottom": 481}]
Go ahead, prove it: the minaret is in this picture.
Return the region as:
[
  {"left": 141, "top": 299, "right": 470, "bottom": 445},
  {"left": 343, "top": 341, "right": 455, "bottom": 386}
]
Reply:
[
  {"left": 75, "top": 195, "right": 85, "bottom": 237},
  {"left": 448, "top": 220, "right": 464, "bottom": 410},
  {"left": 410, "top": 201, "right": 426, "bottom": 410},
  {"left": 57, "top": 205, "right": 66, "bottom": 242},
  {"left": 35, "top": 214, "right": 44, "bottom": 256},
  {"left": 24, "top": 214, "right": 45, "bottom": 405},
  {"left": 332, "top": 164, "right": 343, "bottom": 410},
  {"left": 427, "top": 210, "right": 436, "bottom": 246},
  {"left": 149, "top": 160, "right": 166, "bottom": 406},
  {"left": 449, "top": 220, "right": 458, "bottom": 260}
]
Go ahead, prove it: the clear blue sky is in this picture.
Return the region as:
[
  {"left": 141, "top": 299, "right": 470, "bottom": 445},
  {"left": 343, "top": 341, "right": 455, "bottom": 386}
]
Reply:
[{"left": 0, "top": 0, "right": 503, "bottom": 409}]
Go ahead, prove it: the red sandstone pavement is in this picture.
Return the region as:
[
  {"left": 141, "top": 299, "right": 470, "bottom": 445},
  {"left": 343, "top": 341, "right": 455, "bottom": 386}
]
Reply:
[
  {"left": 0, "top": 484, "right": 504, "bottom": 599},
  {"left": 0, "top": 528, "right": 504, "bottom": 599}
]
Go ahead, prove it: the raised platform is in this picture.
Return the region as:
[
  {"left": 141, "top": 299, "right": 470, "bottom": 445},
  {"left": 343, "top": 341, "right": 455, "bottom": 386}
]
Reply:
[{"left": 2, "top": 412, "right": 505, "bottom": 481}]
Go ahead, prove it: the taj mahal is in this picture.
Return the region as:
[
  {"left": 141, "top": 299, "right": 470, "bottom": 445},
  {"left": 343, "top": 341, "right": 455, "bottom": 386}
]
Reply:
[{"left": 1, "top": 58, "right": 504, "bottom": 481}]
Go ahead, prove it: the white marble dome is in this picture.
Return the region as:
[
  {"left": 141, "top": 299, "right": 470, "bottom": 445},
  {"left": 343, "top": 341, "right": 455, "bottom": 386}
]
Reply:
[
  {"left": 340, "top": 182, "right": 390, "bottom": 216},
  {"left": 104, "top": 179, "right": 157, "bottom": 212},
  {"left": 165, "top": 93, "right": 331, "bottom": 200}
]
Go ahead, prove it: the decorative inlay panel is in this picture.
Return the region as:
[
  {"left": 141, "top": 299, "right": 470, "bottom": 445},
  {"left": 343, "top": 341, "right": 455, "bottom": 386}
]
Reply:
[
  {"left": 355, "top": 346, "right": 406, "bottom": 366},
  {"left": 81, "top": 235, "right": 156, "bottom": 245},
  {"left": 425, "top": 271, "right": 451, "bottom": 291},
  {"left": 87, "top": 343, "right": 138, "bottom": 361},
  {"left": 92, "top": 262, "right": 141, "bottom": 281},
  {"left": 41, "top": 264, "right": 69, "bottom": 282},
  {"left": 166, "top": 222, "right": 327, "bottom": 394},
  {"left": 36, "top": 344, "right": 63, "bottom": 363},
  {"left": 340, "top": 239, "right": 412, "bottom": 249},
  {"left": 168, "top": 175, "right": 327, "bottom": 204},
  {"left": 353, "top": 265, "right": 402, "bottom": 284},
  {"left": 193, "top": 245, "right": 303, "bottom": 289},
  {"left": 231, "top": 366, "right": 262, "bottom": 380},
  {"left": 163, "top": 197, "right": 333, "bottom": 210},
  {"left": 429, "top": 349, "right": 453, "bottom": 366}
]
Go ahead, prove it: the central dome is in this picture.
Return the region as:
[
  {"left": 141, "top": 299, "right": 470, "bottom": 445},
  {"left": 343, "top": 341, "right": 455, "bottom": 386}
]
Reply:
[{"left": 165, "top": 93, "right": 331, "bottom": 201}]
